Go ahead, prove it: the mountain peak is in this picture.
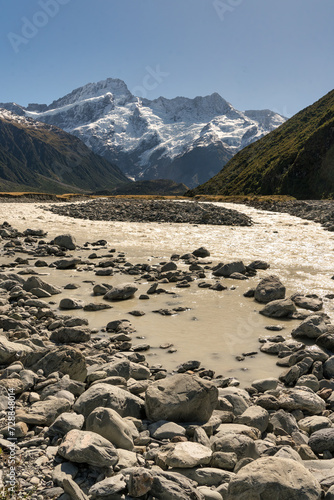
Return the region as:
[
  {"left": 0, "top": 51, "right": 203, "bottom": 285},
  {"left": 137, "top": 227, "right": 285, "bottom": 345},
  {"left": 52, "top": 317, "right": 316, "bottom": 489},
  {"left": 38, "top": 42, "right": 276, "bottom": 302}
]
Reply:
[{"left": 48, "top": 77, "right": 133, "bottom": 110}]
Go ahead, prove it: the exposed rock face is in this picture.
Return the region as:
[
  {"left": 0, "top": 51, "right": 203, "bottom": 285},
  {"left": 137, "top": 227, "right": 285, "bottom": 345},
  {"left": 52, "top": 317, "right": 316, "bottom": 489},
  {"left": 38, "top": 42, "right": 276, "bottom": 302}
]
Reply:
[
  {"left": 227, "top": 457, "right": 322, "bottom": 500},
  {"left": 145, "top": 374, "right": 218, "bottom": 423}
]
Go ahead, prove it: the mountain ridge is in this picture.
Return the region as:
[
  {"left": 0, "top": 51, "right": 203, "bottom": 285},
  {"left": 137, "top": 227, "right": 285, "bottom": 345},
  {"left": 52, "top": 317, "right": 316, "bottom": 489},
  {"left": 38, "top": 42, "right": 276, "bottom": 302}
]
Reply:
[
  {"left": 0, "top": 77, "right": 286, "bottom": 188},
  {"left": 187, "top": 89, "right": 334, "bottom": 199},
  {"left": 0, "top": 108, "right": 128, "bottom": 194}
]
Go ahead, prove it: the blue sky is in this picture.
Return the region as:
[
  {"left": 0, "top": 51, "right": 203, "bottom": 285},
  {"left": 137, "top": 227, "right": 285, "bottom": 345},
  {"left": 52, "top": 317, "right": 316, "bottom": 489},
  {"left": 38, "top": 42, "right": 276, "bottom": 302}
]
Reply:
[{"left": 1, "top": 0, "right": 333, "bottom": 117}]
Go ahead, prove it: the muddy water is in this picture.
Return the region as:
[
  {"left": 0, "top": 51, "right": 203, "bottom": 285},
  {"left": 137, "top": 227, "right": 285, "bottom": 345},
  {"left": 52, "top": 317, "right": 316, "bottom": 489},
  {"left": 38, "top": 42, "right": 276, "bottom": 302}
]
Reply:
[{"left": 0, "top": 201, "right": 333, "bottom": 386}]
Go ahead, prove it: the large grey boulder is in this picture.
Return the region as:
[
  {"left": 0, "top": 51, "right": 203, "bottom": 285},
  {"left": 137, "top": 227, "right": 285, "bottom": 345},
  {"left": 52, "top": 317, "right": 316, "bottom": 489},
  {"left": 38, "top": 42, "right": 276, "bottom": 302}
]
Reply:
[
  {"left": 150, "top": 470, "right": 204, "bottom": 500},
  {"left": 145, "top": 374, "right": 218, "bottom": 423},
  {"left": 16, "top": 397, "right": 71, "bottom": 426},
  {"left": 162, "top": 442, "right": 212, "bottom": 469},
  {"left": 292, "top": 315, "right": 328, "bottom": 339},
  {"left": 49, "top": 327, "right": 91, "bottom": 343},
  {"left": 291, "top": 294, "right": 323, "bottom": 312},
  {"left": 227, "top": 457, "right": 322, "bottom": 499},
  {"left": 212, "top": 432, "right": 259, "bottom": 460},
  {"left": 53, "top": 234, "right": 76, "bottom": 250},
  {"left": 48, "top": 412, "right": 85, "bottom": 436},
  {"left": 259, "top": 299, "right": 296, "bottom": 318},
  {"left": 29, "top": 347, "right": 87, "bottom": 382},
  {"left": 104, "top": 284, "right": 138, "bottom": 301},
  {"left": 235, "top": 406, "right": 269, "bottom": 433},
  {"left": 309, "top": 428, "right": 334, "bottom": 454},
  {"left": 0, "top": 336, "right": 34, "bottom": 364},
  {"left": 59, "top": 298, "right": 84, "bottom": 310},
  {"left": 86, "top": 407, "right": 135, "bottom": 450},
  {"left": 254, "top": 275, "right": 286, "bottom": 303},
  {"left": 73, "top": 383, "right": 144, "bottom": 418},
  {"left": 58, "top": 429, "right": 118, "bottom": 467},
  {"left": 277, "top": 388, "right": 326, "bottom": 414},
  {"left": 89, "top": 474, "right": 126, "bottom": 499},
  {"left": 213, "top": 261, "right": 246, "bottom": 277},
  {"left": 23, "top": 276, "right": 61, "bottom": 295}
]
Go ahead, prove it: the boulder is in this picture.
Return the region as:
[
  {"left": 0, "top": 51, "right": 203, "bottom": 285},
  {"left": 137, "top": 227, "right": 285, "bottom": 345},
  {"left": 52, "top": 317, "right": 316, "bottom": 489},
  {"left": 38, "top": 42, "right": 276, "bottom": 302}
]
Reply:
[
  {"left": 53, "top": 234, "right": 76, "bottom": 250},
  {"left": 23, "top": 276, "right": 61, "bottom": 295},
  {"left": 29, "top": 346, "right": 87, "bottom": 382},
  {"left": 145, "top": 374, "right": 218, "bottom": 423},
  {"left": 104, "top": 284, "right": 138, "bottom": 301},
  {"left": 48, "top": 412, "right": 85, "bottom": 436},
  {"left": 50, "top": 327, "right": 91, "bottom": 343},
  {"left": 58, "top": 429, "right": 118, "bottom": 467},
  {"left": 163, "top": 442, "right": 212, "bottom": 468},
  {"left": 259, "top": 299, "right": 296, "bottom": 318},
  {"left": 235, "top": 406, "right": 269, "bottom": 433},
  {"left": 149, "top": 420, "right": 186, "bottom": 440},
  {"left": 16, "top": 397, "right": 71, "bottom": 426},
  {"left": 227, "top": 457, "right": 322, "bottom": 499},
  {"left": 291, "top": 294, "right": 323, "bottom": 312},
  {"left": 213, "top": 261, "right": 246, "bottom": 277},
  {"left": 59, "top": 298, "right": 84, "bottom": 310},
  {"left": 53, "top": 258, "right": 81, "bottom": 270},
  {"left": 89, "top": 474, "right": 126, "bottom": 499},
  {"left": 86, "top": 407, "right": 135, "bottom": 450},
  {"left": 277, "top": 388, "right": 326, "bottom": 414},
  {"left": 309, "top": 428, "right": 334, "bottom": 454},
  {"left": 192, "top": 247, "right": 210, "bottom": 258},
  {"left": 0, "top": 336, "right": 34, "bottom": 364},
  {"left": 212, "top": 432, "right": 259, "bottom": 460},
  {"left": 292, "top": 315, "right": 328, "bottom": 339},
  {"left": 73, "top": 383, "right": 144, "bottom": 418},
  {"left": 254, "top": 275, "right": 286, "bottom": 303}
]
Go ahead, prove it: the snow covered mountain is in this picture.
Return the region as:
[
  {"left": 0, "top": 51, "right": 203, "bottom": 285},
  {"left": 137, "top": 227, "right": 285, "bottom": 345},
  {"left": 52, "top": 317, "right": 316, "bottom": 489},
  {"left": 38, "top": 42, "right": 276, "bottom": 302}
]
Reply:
[{"left": 1, "top": 78, "right": 286, "bottom": 187}]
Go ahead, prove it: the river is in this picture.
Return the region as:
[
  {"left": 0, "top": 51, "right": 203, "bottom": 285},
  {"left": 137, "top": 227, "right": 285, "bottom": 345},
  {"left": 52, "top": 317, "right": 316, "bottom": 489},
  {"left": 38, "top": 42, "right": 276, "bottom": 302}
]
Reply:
[{"left": 0, "top": 201, "right": 333, "bottom": 386}]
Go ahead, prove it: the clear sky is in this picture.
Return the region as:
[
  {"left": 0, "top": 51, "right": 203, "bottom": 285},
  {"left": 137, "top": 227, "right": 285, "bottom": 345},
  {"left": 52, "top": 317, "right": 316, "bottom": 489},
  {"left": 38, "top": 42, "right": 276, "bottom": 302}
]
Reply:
[{"left": 1, "top": 0, "right": 333, "bottom": 117}]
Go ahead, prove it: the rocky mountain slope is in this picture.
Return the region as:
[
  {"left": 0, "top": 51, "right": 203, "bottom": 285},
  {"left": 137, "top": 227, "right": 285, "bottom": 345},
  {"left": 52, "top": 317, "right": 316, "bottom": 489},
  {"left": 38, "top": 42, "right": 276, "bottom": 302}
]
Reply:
[
  {"left": 188, "top": 89, "right": 334, "bottom": 199},
  {"left": 0, "top": 109, "right": 127, "bottom": 194},
  {"left": 0, "top": 78, "right": 286, "bottom": 188}
]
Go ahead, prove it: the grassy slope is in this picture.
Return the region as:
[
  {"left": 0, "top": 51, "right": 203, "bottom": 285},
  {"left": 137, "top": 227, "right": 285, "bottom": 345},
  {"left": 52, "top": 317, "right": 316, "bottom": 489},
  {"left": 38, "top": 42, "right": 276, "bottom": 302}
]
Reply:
[
  {"left": 188, "top": 89, "right": 334, "bottom": 199},
  {"left": 0, "top": 117, "right": 128, "bottom": 194}
]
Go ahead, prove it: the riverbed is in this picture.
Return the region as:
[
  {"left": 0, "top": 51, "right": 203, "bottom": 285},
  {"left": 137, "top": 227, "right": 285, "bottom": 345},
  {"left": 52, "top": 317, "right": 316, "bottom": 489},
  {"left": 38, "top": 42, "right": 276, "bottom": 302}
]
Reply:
[{"left": 0, "top": 200, "right": 333, "bottom": 386}]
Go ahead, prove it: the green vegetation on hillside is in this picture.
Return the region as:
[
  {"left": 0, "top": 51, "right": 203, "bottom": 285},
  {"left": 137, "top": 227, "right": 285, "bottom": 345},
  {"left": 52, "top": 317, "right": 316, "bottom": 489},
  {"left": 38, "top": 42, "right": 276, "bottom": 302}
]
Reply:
[{"left": 188, "top": 89, "right": 334, "bottom": 199}]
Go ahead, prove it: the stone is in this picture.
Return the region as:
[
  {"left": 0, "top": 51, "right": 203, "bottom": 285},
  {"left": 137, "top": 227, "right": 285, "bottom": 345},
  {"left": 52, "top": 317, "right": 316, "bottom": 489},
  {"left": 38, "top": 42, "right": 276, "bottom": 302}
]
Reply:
[
  {"left": 86, "top": 407, "right": 135, "bottom": 450},
  {"left": 324, "top": 356, "right": 334, "bottom": 379},
  {"left": 16, "top": 397, "right": 71, "bottom": 426},
  {"left": 212, "top": 432, "right": 259, "bottom": 460},
  {"left": 309, "top": 428, "right": 334, "bottom": 454},
  {"left": 296, "top": 374, "right": 320, "bottom": 392},
  {"left": 58, "top": 429, "right": 118, "bottom": 467},
  {"left": 54, "top": 258, "right": 81, "bottom": 270},
  {"left": 193, "top": 247, "right": 210, "bottom": 258},
  {"left": 59, "top": 298, "right": 84, "bottom": 310},
  {"left": 23, "top": 276, "right": 61, "bottom": 295},
  {"left": 251, "top": 377, "right": 279, "bottom": 392},
  {"left": 270, "top": 409, "right": 299, "bottom": 435},
  {"left": 148, "top": 420, "right": 186, "bottom": 440},
  {"left": 89, "top": 474, "right": 126, "bottom": 499},
  {"left": 292, "top": 315, "right": 328, "bottom": 340},
  {"left": 298, "top": 416, "right": 332, "bottom": 434},
  {"left": 277, "top": 388, "right": 326, "bottom": 414},
  {"left": 0, "top": 335, "right": 34, "bottom": 364},
  {"left": 53, "top": 234, "right": 76, "bottom": 250},
  {"left": 161, "top": 261, "right": 178, "bottom": 272},
  {"left": 317, "top": 331, "right": 334, "bottom": 351},
  {"left": 211, "top": 451, "right": 238, "bottom": 470},
  {"left": 73, "top": 383, "right": 144, "bottom": 418},
  {"left": 248, "top": 260, "right": 270, "bottom": 270},
  {"left": 212, "top": 261, "right": 246, "bottom": 277},
  {"left": 259, "top": 299, "right": 296, "bottom": 318},
  {"left": 197, "top": 487, "right": 223, "bottom": 500},
  {"left": 145, "top": 374, "right": 218, "bottom": 423},
  {"left": 178, "top": 467, "right": 235, "bottom": 486},
  {"left": 104, "top": 284, "right": 138, "bottom": 301},
  {"left": 291, "top": 294, "right": 323, "bottom": 311},
  {"left": 30, "top": 347, "right": 87, "bottom": 381},
  {"left": 254, "top": 275, "right": 286, "bottom": 304},
  {"left": 227, "top": 457, "right": 322, "bottom": 499},
  {"left": 62, "top": 478, "right": 89, "bottom": 500},
  {"left": 50, "top": 327, "right": 91, "bottom": 343},
  {"left": 217, "top": 387, "right": 251, "bottom": 416},
  {"left": 52, "top": 462, "right": 78, "bottom": 487},
  {"left": 150, "top": 471, "right": 203, "bottom": 500},
  {"left": 128, "top": 468, "right": 154, "bottom": 497},
  {"left": 236, "top": 406, "right": 269, "bottom": 433},
  {"left": 163, "top": 441, "right": 212, "bottom": 468},
  {"left": 48, "top": 412, "right": 85, "bottom": 435},
  {"left": 83, "top": 302, "right": 112, "bottom": 311}
]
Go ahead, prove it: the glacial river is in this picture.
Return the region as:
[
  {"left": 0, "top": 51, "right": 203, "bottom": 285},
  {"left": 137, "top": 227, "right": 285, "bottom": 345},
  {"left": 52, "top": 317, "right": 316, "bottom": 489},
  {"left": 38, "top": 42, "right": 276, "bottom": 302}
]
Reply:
[{"left": 0, "top": 201, "right": 333, "bottom": 386}]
